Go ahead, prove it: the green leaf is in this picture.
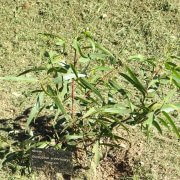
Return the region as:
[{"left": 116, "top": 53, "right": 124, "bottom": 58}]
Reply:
[
  {"left": 93, "top": 66, "right": 112, "bottom": 72},
  {"left": 83, "top": 107, "right": 96, "bottom": 119},
  {"left": 172, "top": 70, "right": 180, "bottom": 85},
  {"left": 100, "top": 104, "right": 130, "bottom": 115},
  {"left": 79, "top": 78, "right": 104, "bottom": 102},
  {"left": 52, "top": 96, "right": 67, "bottom": 116},
  {"left": 26, "top": 92, "right": 44, "bottom": 130},
  {"left": 36, "top": 141, "right": 49, "bottom": 148},
  {"left": 45, "top": 85, "right": 68, "bottom": 117},
  {"left": 109, "top": 79, "right": 121, "bottom": 90},
  {"left": 158, "top": 117, "right": 170, "bottom": 131},
  {"left": 47, "top": 85, "right": 56, "bottom": 96},
  {"left": 73, "top": 38, "right": 87, "bottom": 58},
  {"left": 152, "top": 120, "right": 162, "bottom": 134},
  {"left": 70, "top": 64, "right": 79, "bottom": 79},
  {"left": 126, "top": 66, "right": 146, "bottom": 94},
  {"left": 143, "top": 112, "right": 154, "bottom": 131},
  {"left": 75, "top": 96, "right": 91, "bottom": 104},
  {"left": 18, "top": 67, "right": 46, "bottom": 76},
  {"left": 95, "top": 42, "right": 115, "bottom": 62},
  {"left": 120, "top": 73, "right": 146, "bottom": 96},
  {"left": 106, "top": 116, "right": 130, "bottom": 133},
  {"left": 0, "top": 76, "right": 38, "bottom": 83},
  {"left": 162, "top": 111, "right": 180, "bottom": 138}
]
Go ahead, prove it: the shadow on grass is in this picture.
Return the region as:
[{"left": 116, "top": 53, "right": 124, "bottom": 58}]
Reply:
[{"left": 0, "top": 108, "right": 134, "bottom": 179}]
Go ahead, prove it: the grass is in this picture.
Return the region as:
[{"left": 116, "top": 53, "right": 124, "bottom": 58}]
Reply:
[{"left": 0, "top": 0, "right": 180, "bottom": 179}]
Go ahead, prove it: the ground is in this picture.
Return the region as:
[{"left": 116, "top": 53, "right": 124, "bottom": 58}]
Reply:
[{"left": 0, "top": 0, "right": 180, "bottom": 179}]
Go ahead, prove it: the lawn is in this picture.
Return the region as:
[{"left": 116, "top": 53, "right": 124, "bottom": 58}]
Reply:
[{"left": 0, "top": 0, "right": 179, "bottom": 179}]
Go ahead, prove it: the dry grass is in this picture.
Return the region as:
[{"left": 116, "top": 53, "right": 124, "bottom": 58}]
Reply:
[{"left": 0, "top": 0, "right": 180, "bottom": 179}]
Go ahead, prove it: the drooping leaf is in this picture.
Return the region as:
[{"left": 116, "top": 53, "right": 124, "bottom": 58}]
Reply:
[
  {"left": 18, "top": 67, "right": 46, "bottom": 76},
  {"left": 152, "top": 120, "right": 162, "bottom": 134},
  {"left": 162, "top": 111, "right": 180, "bottom": 138},
  {"left": 126, "top": 66, "right": 146, "bottom": 94},
  {"left": 79, "top": 78, "right": 104, "bottom": 102},
  {"left": 158, "top": 117, "right": 170, "bottom": 131},
  {"left": 52, "top": 96, "right": 67, "bottom": 116},
  {"left": 95, "top": 42, "right": 115, "bottom": 63},
  {"left": 109, "top": 79, "right": 121, "bottom": 91},
  {"left": 70, "top": 64, "right": 79, "bottom": 79},
  {"left": 106, "top": 116, "right": 130, "bottom": 133},
  {"left": 75, "top": 96, "right": 91, "bottom": 104},
  {"left": 73, "top": 38, "right": 87, "bottom": 58},
  {"left": 120, "top": 73, "right": 145, "bottom": 96}
]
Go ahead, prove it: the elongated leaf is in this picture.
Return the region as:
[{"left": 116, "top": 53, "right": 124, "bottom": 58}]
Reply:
[
  {"left": 120, "top": 72, "right": 146, "bottom": 96},
  {"left": 26, "top": 92, "right": 44, "bottom": 130},
  {"left": 112, "top": 134, "right": 129, "bottom": 142},
  {"left": 70, "top": 64, "right": 79, "bottom": 79},
  {"left": 158, "top": 117, "right": 170, "bottom": 131},
  {"left": 93, "top": 66, "right": 112, "bottom": 72},
  {"left": 95, "top": 42, "right": 115, "bottom": 61},
  {"left": 0, "top": 76, "right": 38, "bottom": 83},
  {"left": 73, "top": 38, "right": 87, "bottom": 58},
  {"left": 79, "top": 57, "right": 91, "bottom": 63},
  {"left": 106, "top": 116, "right": 130, "bottom": 133},
  {"left": 75, "top": 96, "right": 91, "bottom": 104},
  {"left": 100, "top": 104, "right": 130, "bottom": 115},
  {"left": 18, "top": 67, "right": 46, "bottom": 76},
  {"left": 152, "top": 120, "right": 162, "bottom": 134},
  {"left": 52, "top": 96, "right": 67, "bottom": 116},
  {"left": 109, "top": 79, "right": 121, "bottom": 90},
  {"left": 172, "top": 70, "right": 180, "bottom": 84},
  {"left": 79, "top": 78, "right": 104, "bottom": 102},
  {"left": 47, "top": 85, "right": 56, "bottom": 96},
  {"left": 162, "top": 111, "right": 180, "bottom": 138},
  {"left": 126, "top": 66, "right": 146, "bottom": 93},
  {"left": 172, "top": 79, "right": 180, "bottom": 88},
  {"left": 88, "top": 37, "right": 96, "bottom": 52},
  {"left": 45, "top": 85, "right": 67, "bottom": 116}
]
